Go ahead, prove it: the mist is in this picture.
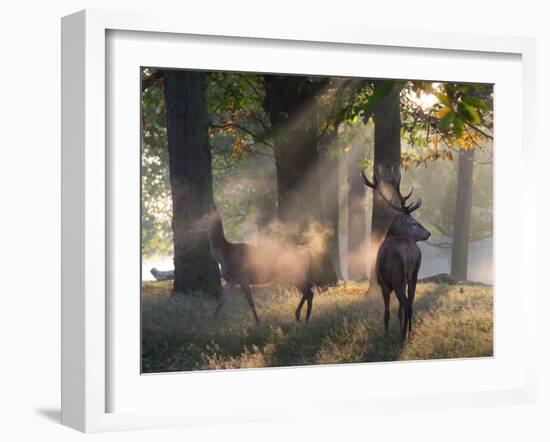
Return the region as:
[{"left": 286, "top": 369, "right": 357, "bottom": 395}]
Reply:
[
  {"left": 143, "top": 123, "right": 493, "bottom": 285},
  {"left": 141, "top": 74, "right": 493, "bottom": 285},
  {"left": 140, "top": 69, "right": 495, "bottom": 373}
]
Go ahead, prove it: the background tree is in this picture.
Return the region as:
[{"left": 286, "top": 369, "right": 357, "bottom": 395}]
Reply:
[
  {"left": 262, "top": 74, "right": 338, "bottom": 285},
  {"left": 207, "top": 72, "right": 277, "bottom": 236},
  {"left": 141, "top": 69, "right": 494, "bottom": 288},
  {"left": 451, "top": 148, "right": 475, "bottom": 280},
  {"left": 362, "top": 81, "right": 404, "bottom": 294},
  {"left": 346, "top": 140, "right": 368, "bottom": 280},
  {"left": 162, "top": 70, "right": 221, "bottom": 297},
  {"left": 421, "top": 82, "right": 493, "bottom": 280},
  {"left": 372, "top": 82, "right": 403, "bottom": 266},
  {"left": 318, "top": 128, "right": 342, "bottom": 279},
  {"left": 141, "top": 69, "right": 172, "bottom": 259}
]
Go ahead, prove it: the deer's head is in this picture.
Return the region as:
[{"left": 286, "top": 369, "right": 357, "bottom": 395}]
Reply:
[
  {"left": 189, "top": 210, "right": 221, "bottom": 233},
  {"left": 362, "top": 167, "right": 431, "bottom": 242}
]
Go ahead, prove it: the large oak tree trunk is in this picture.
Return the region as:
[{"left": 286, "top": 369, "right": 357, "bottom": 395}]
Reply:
[
  {"left": 367, "top": 83, "right": 402, "bottom": 296},
  {"left": 450, "top": 148, "right": 475, "bottom": 281},
  {"left": 163, "top": 70, "right": 221, "bottom": 297},
  {"left": 263, "top": 75, "right": 338, "bottom": 285},
  {"left": 347, "top": 142, "right": 368, "bottom": 281}
]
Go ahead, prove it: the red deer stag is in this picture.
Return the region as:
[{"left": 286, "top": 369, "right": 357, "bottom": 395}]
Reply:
[
  {"left": 190, "top": 210, "right": 315, "bottom": 324},
  {"left": 362, "top": 169, "right": 430, "bottom": 342}
]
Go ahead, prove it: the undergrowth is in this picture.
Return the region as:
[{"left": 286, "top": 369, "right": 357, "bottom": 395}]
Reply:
[{"left": 141, "top": 281, "right": 493, "bottom": 372}]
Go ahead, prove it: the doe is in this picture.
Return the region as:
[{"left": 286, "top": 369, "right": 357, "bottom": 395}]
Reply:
[{"left": 190, "top": 210, "right": 315, "bottom": 324}]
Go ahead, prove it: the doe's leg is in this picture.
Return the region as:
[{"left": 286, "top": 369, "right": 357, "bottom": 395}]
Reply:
[
  {"left": 305, "top": 287, "right": 314, "bottom": 322},
  {"left": 240, "top": 280, "right": 260, "bottom": 325},
  {"left": 295, "top": 295, "right": 306, "bottom": 321},
  {"left": 214, "top": 281, "right": 235, "bottom": 320},
  {"left": 295, "top": 283, "right": 314, "bottom": 322}
]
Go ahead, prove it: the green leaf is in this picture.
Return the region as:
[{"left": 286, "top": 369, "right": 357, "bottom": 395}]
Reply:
[
  {"left": 462, "top": 95, "right": 489, "bottom": 111},
  {"left": 453, "top": 115, "right": 464, "bottom": 138},
  {"left": 443, "top": 83, "right": 456, "bottom": 97},
  {"left": 438, "top": 111, "right": 455, "bottom": 130},
  {"left": 458, "top": 102, "right": 481, "bottom": 124},
  {"left": 436, "top": 92, "right": 451, "bottom": 108},
  {"left": 363, "top": 81, "right": 396, "bottom": 112}
]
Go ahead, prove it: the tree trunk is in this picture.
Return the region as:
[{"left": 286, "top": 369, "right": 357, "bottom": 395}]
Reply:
[
  {"left": 347, "top": 142, "right": 368, "bottom": 281},
  {"left": 367, "top": 83, "right": 402, "bottom": 295},
  {"left": 263, "top": 75, "right": 338, "bottom": 285},
  {"left": 319, "top": 130, "right": 342, "bottom": 280},
  {"left": 163, "top": 70, "right": 221, "bottom": 297},
  {"left": 450, "top": 149, "right": 475, "bottom": 281}
]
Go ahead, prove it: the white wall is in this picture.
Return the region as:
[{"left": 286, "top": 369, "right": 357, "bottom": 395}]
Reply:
[{"left": 0, "top": 1, "right": 547, "bottom": 440}]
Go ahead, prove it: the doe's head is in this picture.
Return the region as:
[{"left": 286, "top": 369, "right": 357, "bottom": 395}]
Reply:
[{"left": 189, "top": 209, "right": 221, "bottom": 233}]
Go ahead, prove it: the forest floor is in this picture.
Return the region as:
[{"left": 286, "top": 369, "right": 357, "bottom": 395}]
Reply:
[{"left": 141, "top": 281, "right": 493, "bottom": 373}]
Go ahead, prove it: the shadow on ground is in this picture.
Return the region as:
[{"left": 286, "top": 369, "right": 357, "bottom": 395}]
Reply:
[{"left": 35, "top": 408, "right": 61, "bottom": 423}]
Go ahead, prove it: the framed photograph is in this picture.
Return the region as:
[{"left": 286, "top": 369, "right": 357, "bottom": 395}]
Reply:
[{"left": 61, "top": 9, "right": 537, "bottom": 433}]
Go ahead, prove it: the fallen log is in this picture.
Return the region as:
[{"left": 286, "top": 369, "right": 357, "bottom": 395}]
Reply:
[
  {"left": 418, "top": 273, "right": 490, "bottom": 286},
  {"left": 150, "top": 267, "right": 174, "bottom": 281}
]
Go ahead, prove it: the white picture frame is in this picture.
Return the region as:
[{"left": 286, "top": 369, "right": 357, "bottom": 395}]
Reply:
[{"left": 61, "top": 9, "right": 537, "bottom": 433}]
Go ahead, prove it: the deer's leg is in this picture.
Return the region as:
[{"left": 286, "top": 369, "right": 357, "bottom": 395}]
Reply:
[
  {"left": 214, "top": 281, "right": 235, "bottom": 319},
  {"left": 304, "top": 284, "right": 314, "bottom": 322},
  {"left": 240, "top": 280, "right": 260, "bottom": 325},
  {"left": 394, "top": 285, "right": 408, "bottom": 342},
  {"left": 398, "top": 303, "right": 404, "bottom": 332},
  {"left": 295, "top": 283, "right": 314, "bottom": 322},
  {"left": 407, "top": 274, "right": 419, "bottom": 336},
  {"left": 381, "top": 287, "right": 391, "bottom": 336},
  {"left": 295, "top": 295, "right": 306, "bottom": 321}
]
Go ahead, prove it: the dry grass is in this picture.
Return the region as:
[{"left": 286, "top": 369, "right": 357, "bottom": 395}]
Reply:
[{"left": 141, "top": 281, "right": 493, "bottom": 373}]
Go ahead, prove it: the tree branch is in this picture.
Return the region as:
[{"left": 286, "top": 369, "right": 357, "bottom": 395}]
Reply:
[
  {"left": 141, "top": 70, "right": 164, "bottom": 93},
  {"left": 243, "top": 76, "right": 262, "bottom": 99},
  {"left": 211, "top": 123, "right": 274, "bottom": 148},
  {"left": 464, "top": 121, "right": 493, "bottom": 140},
  {"left": 316, "top": 78, "right": 359, "bottom": 144},
  {"left": 424, "top": 241, "right": 453, "bottom": 249}
]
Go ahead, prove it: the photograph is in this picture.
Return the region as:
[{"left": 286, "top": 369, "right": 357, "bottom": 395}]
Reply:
[{"left": 140, "top": 68, "right": 494, "bottom": 373}]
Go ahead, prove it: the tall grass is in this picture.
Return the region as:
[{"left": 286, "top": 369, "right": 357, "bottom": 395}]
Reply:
[{"left": 141, "top": 281, "right": 493, "bottom": 373}]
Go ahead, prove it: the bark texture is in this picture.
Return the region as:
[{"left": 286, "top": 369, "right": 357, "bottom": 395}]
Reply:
[
  {"left": 262, "top": 75, "right": 338, "bottom": 285},
  {"left": 319, "top": 130, "right": 342, "bottom": 279},
  {"left": 347, "top": 142, "right": 368, "bottom": 281},
  {"left": 367, "top": 83, "right": 402, "bottom": 295},
  {"left": 163, "top": 70, "right": 221, "bottom": 297},
  {"left": 450, "top": 149, "right": 475, "bottom": 280}
]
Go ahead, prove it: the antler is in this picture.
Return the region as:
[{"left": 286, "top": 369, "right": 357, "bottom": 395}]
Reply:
[
  {"left": 361, "top": 170, "right": 377, "bottom": 189},
  {"left": 390, "top": 168, "right": 421, "bottom": 214},
  {"left": 361, "top": 166, "right": 422, "bottom": 214}
]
